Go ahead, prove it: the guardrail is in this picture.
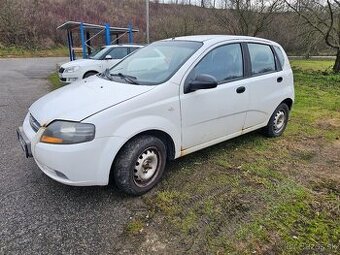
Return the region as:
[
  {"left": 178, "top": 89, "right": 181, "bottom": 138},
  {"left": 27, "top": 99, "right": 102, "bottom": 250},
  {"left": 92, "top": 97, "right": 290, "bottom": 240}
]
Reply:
[{"left": 288, "top": 56, "right": 336, "bottom": 60}]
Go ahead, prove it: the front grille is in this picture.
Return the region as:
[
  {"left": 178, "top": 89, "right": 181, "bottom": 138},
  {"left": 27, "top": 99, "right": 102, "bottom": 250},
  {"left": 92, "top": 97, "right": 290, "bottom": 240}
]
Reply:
[
  {"left": 59, "top": 67, "right": 65, "bottom": 73},
  {"left": 29, "top": 114, "right": 41, "bottom": 133},
  {"left": 60, "top": 77, "right": 66, "bottom": 82}
]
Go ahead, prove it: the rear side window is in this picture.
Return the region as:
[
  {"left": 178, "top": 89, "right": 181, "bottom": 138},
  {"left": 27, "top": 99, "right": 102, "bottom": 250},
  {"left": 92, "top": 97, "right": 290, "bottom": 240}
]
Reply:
[
  {"left": 248, "top": 43, "right": 276, "bottom": 75},
  {"left": 108, "top": 47, "right": 128, "bottom": 59},
  {"left": 129, "top": 47, "right": 139, "bottom": 54},
  {"left": 273, "top": 45, "right": 285, "bottom": 66},
  {"left": 192, "top": 43, "right": 243, "bottom": 83}
]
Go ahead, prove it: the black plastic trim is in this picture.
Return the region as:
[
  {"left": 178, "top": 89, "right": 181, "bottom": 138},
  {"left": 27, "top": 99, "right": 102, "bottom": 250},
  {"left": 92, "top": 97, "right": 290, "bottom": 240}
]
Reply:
[
  {"left": 241, "top": 42, "right": 252, "bottom": 78},
  {"left": 16, "top": 127, "right": 32, "bottom": 158},
  {"left": 271, "top": 45, "right": 283, "bottom": 71}
]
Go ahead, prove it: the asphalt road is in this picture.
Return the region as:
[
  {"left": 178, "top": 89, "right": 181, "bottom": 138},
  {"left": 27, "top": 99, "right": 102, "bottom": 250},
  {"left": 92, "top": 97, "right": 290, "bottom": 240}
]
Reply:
[{"left": 0, "top": 58, "right": 145, "bottom": 255}]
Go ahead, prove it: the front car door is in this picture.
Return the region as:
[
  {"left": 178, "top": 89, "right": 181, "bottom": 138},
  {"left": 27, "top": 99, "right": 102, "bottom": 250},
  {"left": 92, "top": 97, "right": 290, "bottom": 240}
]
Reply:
[{"left": 180, "top": 43, "right": 250, "bottom": 151}]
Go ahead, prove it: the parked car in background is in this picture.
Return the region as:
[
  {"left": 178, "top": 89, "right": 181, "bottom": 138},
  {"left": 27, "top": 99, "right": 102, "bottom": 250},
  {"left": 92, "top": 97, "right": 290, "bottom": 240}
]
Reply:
[
  {"left": 58, "top": 44, "right": 143, "bottom": 84},
  {"left": 17, "top": 35, "right": 294, "bottom": 195}
]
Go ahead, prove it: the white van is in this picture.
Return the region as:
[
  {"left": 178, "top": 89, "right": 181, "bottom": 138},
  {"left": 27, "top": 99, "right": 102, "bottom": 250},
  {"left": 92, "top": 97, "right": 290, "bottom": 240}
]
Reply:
[{"left": 17, "top": 35, "right": 294, "bottom": 195}]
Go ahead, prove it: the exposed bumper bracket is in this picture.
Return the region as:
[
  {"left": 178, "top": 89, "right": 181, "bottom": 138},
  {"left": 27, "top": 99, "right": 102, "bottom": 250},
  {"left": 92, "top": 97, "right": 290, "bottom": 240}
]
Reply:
[{"left": 16, "top": 127, "right": 33, "bottom": 158}]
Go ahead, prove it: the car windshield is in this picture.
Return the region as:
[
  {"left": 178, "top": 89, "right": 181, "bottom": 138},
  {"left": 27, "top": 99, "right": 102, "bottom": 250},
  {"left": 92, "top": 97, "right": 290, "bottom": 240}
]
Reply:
[
  {"left": 89, "top": 47, "right": 111, "bottom": 60},
  {"left": 108, "top": 41, "right": 202, "bottom": 85}
]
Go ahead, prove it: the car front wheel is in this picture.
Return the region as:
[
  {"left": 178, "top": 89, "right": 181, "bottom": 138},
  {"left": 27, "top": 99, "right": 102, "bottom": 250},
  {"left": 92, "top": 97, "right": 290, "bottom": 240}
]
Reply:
[{"left": 113, "top": 135, "right": 167, "bottom": 195}]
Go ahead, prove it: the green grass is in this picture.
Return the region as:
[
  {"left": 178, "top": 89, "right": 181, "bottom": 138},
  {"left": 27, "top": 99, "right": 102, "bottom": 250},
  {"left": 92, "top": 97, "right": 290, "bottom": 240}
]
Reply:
[
  {"left": 134, "top": 59, "right": 340, "bottom": 254},
  {"left": 290, "top": 59, "right": 335, "bottom": 73},
  {"left": 48, "top": 73, "right": 62, "bottom": 90},
  {"left": 126, "top": 219, "right": 144, "bottom": 235},
  {"left": 0, "top": 46, "right": 68, "bottom": 58}
]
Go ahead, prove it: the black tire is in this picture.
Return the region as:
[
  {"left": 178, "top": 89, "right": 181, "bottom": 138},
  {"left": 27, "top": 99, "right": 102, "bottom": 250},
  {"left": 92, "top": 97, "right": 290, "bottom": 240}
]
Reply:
[
  {"left": 263, "top": 103, "right": 290, "bottom": 137},
  {"left": 83, "top": 71, "right": 98, "bottom": 79},
  {"left": 113, "top": 135, "right": 167, "bottom": 195}
]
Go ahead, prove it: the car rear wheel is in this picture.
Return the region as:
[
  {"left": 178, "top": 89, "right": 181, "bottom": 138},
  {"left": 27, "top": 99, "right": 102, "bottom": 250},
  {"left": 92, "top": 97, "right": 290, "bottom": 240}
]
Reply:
[
  {"left": 113, "top": 135, "right": 167, "bottom": 195},
  {"left": 263, "top": 103, "right": 290, "bottom": 137}
]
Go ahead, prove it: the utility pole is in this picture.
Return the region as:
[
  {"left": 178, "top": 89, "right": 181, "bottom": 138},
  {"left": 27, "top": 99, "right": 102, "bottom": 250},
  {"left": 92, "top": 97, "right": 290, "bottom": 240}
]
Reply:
[{"left": 146, "top": 0, "right": 150, "bottom": 44}]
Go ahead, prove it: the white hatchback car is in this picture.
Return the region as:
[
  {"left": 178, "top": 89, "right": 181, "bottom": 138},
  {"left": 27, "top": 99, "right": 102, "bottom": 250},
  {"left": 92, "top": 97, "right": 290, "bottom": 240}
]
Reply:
[
  {"left": 17, "top": 35, "right": 294, "bottom": 195},
  {"left": 58, "top": 44, "right": 143, "bottom": 84}
]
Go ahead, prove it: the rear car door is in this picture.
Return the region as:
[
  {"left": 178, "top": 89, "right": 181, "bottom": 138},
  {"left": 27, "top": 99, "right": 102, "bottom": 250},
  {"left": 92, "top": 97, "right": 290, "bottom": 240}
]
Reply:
[
  {"left": 180, "top": 43, "right": 249, "bottom": 149},
  {"left": 243, "top": 43, "right": 286, "bottom": 129}
]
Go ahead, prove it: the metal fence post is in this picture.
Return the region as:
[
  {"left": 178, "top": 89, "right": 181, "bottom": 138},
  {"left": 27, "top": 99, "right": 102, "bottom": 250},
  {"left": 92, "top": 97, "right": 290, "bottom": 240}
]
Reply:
[
  {"left": 80, "top": 22, "right": 87, "bottom": 59},
  {"left": 67, "top": 30, "right": 73, "bottom": 61},
  {"left": 70, "top": 31, "right": 75, "bottom": 60},
  {"left": 146, "top": 0, "right": 150, "bottom": 44},
  {"left": 105, "top": 23, "right": 111, "bottom": 45},
  {"left": 128, "top": 22, "right": 133, "bottom": 44}
]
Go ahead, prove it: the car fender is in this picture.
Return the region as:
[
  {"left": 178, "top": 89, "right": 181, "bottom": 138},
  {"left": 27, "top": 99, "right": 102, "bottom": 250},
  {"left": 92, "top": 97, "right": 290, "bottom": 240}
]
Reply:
[
  {"left": 113, "top": 115, "right": 180, "bottom": 155},
  {"left": 95, "top": 115, "right": 181, "bottom": 184}
]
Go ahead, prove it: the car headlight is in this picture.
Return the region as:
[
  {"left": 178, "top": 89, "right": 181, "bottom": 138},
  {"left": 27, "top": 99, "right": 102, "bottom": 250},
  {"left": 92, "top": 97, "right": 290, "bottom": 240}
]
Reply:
[
  {"left": 40, "top": 121, "right": 95, "bottom": 144},
  {"left": 64, "top": 66, "right": 80, "bottom": 73}
]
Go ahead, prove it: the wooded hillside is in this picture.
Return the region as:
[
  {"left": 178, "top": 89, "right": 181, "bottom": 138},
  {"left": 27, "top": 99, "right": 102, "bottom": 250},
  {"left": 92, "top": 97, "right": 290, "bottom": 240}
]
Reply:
[{"left": 0, "top": 0, "right": 336, "bottom": 56}]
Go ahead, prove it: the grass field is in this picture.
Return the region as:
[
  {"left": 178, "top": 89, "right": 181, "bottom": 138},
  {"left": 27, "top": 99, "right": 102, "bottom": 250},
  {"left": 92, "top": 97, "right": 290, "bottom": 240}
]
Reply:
[
  {"left": 120, "top": 60, "right": 339, "bottom": 254},
  {"left": 290, "top": 59, "right": 335, "bottom": 72},
  {"left": 0, "top": 46, "right": 68, "bottom": 58},
  {"left": 48, "top": 73, "right": 62, "bottom": 90}
]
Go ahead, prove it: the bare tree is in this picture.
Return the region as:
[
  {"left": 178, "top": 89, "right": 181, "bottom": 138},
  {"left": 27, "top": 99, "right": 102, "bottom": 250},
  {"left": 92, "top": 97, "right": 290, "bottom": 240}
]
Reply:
[
  {"left": 213, "top": 0, "right": 284, "bottom": 37},
  {"left": 0, "top": 0, "right": 24, "bottom": 45},
  {"left": 284, "top": 0, "right": 340, "bottom": 72}
]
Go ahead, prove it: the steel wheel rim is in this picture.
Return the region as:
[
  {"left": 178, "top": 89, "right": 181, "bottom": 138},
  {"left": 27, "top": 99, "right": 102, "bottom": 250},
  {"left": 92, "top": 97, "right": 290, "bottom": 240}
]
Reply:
[
  {"left": 273, "top": 110, "right": 286, "bottom": 133},
  {"left": 133, "top": 147, "right": 160, "bottom": 187}
]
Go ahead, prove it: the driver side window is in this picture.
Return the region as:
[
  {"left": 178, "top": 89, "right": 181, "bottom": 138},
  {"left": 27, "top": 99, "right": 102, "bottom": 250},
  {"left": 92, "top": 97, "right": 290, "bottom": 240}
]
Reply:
[{"left": 191, "top": 44, "right": 244, "bottom": 83}]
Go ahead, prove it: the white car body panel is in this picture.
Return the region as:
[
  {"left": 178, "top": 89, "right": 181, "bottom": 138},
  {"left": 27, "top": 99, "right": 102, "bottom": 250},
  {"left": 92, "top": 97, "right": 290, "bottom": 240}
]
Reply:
[
  {"left": 180, "top": 79, "right": 249, "bottom": 149},
  {"left": 19, "top": 35, "right": 294, "bottom": 186},
  {"left": 58, "top": 58, "right": 120, "bottom": 83},
  {"left": 29, "top": 76, "right": 154, "bottom": 125}
]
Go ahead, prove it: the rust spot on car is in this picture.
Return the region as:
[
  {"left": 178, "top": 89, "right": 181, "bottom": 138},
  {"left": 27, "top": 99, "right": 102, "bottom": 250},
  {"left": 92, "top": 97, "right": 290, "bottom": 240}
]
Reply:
[{"left": 180, "top": 147, "right": 189, "bottom": 157}]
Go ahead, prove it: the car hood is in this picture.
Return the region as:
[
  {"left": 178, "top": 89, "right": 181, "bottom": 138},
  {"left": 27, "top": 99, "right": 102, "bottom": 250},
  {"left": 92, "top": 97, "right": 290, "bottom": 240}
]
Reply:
[
  {"left": 61, "top": 59, "right": 101, "bottom": 68},
  {"left": 29, "top": 76, "right": 154, "bottom": 125}
]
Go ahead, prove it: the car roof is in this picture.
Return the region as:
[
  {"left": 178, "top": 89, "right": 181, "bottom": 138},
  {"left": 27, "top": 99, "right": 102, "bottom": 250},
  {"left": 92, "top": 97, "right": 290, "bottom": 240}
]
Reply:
[
  {"left": 163, "top": 35, "right": 276, "bottom": 45},
  {"left": 105, "top": 44, "right": 144, "bottom": 48}
]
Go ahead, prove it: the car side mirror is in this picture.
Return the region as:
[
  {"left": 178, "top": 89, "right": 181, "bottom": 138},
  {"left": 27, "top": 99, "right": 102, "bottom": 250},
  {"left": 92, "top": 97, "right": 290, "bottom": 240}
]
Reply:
[
  {"left": 185, "top": 74, "right": 218, "bottom": 94},
  {"left": 105, "top": 55, "right": 113, "bottom": 60}
]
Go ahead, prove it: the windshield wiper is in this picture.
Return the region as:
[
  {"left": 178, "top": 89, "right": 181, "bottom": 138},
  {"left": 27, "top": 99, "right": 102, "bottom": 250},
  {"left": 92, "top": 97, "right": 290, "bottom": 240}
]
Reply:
[{"left": 111, "top": 73, "right": 139, "bottom": 84}]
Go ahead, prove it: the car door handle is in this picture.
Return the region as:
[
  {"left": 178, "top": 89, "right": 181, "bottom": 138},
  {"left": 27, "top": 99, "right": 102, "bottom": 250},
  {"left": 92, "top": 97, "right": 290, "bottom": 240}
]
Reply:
[
  {"left": 236, "top": 86, "right": 246, "bottom": 94},
  {"left": 277, "top": 77, "right": 283, "bottom": 83}
]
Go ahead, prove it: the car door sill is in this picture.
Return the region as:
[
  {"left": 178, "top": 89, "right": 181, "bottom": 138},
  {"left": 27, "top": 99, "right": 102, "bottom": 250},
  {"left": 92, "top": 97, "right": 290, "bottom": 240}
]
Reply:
[
  {"left": 180, "top": 131, "right": 243, "bottom": 157},
  {"left": 179, "top": 123, "right": 267, "bottom": 158}
]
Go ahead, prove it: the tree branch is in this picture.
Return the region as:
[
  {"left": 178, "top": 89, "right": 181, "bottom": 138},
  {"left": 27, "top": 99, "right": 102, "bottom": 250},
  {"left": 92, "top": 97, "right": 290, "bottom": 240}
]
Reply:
[{"left": 284, "top": 0, "right": 339, "bottom": 49}]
